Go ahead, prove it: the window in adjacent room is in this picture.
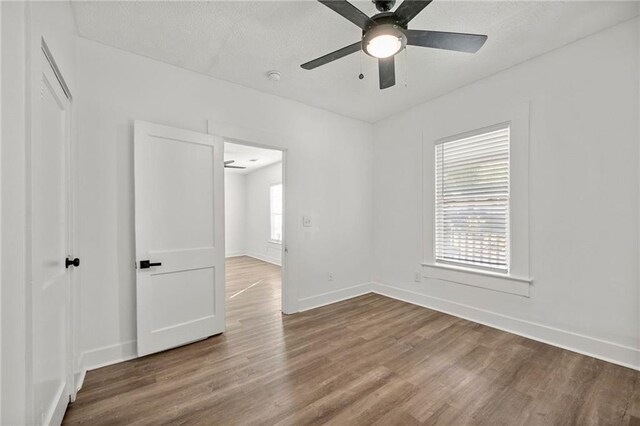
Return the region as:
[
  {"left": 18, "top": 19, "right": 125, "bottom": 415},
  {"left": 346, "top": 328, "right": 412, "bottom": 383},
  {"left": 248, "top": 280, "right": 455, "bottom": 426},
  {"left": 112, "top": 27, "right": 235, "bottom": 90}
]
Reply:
[
  {"left": 270, "top": 183, "right": 283, "bottom": 243},
  {"left": 435, "top": 124, "right": 510, "bottom": 272}
]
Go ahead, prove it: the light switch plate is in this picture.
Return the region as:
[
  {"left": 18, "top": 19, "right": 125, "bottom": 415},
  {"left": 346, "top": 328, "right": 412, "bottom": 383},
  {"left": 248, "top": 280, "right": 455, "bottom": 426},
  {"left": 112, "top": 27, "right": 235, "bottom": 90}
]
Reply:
[{"left": 302, "top": 216, "right": 313, "bottom": 227}]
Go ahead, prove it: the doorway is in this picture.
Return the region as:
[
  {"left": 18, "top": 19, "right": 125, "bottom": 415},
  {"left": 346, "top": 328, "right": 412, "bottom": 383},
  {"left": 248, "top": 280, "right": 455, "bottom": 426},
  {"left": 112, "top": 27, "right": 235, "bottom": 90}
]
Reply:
[{"left": 223, "top": 142, "right": 285, "bottom": 320}]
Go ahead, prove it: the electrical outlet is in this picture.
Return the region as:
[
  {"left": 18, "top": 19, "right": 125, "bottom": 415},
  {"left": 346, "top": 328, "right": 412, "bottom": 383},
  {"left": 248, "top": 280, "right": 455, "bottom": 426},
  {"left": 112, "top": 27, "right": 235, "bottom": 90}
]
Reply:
[
  {"left": 328, "top": 273, "right": 334, "bottom": 282},
  {"left": 302, "top": 216, "right": 313, "bottom": 227},
  {"left": 414, "top": 271, "right": 422, "bottom": 283}
]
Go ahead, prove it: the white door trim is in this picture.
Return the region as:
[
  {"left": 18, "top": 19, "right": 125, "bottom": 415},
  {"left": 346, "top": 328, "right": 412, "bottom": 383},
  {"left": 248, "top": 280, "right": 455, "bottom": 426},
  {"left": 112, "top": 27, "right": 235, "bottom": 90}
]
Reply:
[{"left": 206, "top": 121, "right": 295, "bottom": 314}]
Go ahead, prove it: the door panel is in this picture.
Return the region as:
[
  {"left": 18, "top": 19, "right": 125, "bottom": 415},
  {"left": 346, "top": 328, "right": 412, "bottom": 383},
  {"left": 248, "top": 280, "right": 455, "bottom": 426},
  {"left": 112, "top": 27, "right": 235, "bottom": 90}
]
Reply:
[
  {"left": 150, "top": 267, "right": 215, "bottom": 332},
  {"left": 147, "top": 137, "right": 215, "bottom": 250},
  {"left": 32, "top": 50, "right": 72, "bottom": 426},
  {"left": 134, "top": 121, "right": 225, "bottom": 357}
]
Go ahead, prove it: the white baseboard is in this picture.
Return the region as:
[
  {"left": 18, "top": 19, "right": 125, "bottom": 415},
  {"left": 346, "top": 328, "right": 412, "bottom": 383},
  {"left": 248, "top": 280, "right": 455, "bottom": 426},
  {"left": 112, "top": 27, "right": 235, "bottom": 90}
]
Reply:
[
  {"left": 245, "top": 252, "right": 282, "bottom": 267},
  {"left": 73, "top": 368, "right": 87, "bottom": 400},
  {"left": 371, "top": 282, "right": 640, "bottom": 371},
  {"left": 225, "top": 252, "right": 246, "bottom": 258},
  {"left": 298, "top": 282, "right": 372, "bottom": 312},
  {"left": 73, "top": 352, "right": 87, "bottom": 395},
  {"left": 82, "top": 339, "right": 138, "bottom": 372}
]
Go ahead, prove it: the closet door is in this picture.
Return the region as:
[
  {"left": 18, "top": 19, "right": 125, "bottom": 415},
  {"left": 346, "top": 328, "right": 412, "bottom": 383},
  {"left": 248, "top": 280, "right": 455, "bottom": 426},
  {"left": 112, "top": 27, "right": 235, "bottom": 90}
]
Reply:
[{"left": 32, "top": 47, "right": 74, "bottom": 426}]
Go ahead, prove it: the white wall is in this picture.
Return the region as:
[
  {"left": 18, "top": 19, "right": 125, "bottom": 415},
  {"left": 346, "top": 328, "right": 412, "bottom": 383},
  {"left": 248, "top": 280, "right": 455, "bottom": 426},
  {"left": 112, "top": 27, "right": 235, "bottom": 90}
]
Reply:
[
  {"left": 224, "top": 171, "right": 247, "bottom": 257},
  {"left": 1, "top": 1, "right": 77, "bottom": 423},
  {"left": 245, "top": 162, "right": 283, "bottom": 266},
  {"left": 372, "top": 18, "right": 640, "bottom": 368},
  {"left": 1, "top": 5, "right": 27, "bottom": 422},
  {"left": 75, "top": 38, "right": 373, "bottom": 369}
]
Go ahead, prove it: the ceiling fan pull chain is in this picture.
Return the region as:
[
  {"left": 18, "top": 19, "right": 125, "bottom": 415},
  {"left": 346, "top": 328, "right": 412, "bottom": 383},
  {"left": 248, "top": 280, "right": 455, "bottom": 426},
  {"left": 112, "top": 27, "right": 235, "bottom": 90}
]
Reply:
[
  {"left": 404, "top": 48, "right": 408, "bottom": 87},
  {"left": 359, "top": 51, "right": 365, "bottom": 80}
]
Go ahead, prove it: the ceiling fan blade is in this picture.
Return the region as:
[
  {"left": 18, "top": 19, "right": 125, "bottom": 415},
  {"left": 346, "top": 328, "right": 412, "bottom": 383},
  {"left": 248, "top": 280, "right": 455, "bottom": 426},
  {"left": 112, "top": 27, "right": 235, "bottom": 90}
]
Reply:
[
  {"left": 301, "top": 41, "right": 361, "bottom": 70},
  {"left": 378, "top": 56, "right": 395, "bottom": 89},
  {"left": 318, "top": 0, "right": 374, "bottom": 29},
  {"left": 225, "top": 165, "right": 246, "bottom": 169},
  {"left": 407, "top": 29, "right": 487, "bottom": 53},
  {"left": 224, "top": 160, "right": 235, "bottom": 165},
  {"left": 394, "top": 0, "right": 433, "bottom": 25}
]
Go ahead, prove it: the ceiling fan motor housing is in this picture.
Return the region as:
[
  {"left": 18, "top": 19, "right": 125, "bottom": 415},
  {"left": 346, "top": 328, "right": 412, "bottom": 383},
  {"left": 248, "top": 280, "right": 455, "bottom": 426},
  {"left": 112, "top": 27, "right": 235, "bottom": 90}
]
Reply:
[{"left": 373, "top": 0, "right": 396, "bottom": 12}]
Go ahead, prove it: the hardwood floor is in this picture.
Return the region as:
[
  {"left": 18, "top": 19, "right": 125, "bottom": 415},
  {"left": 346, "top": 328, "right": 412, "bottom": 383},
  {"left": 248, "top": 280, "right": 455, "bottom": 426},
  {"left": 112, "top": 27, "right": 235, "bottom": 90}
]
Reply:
[{"left": 64, "top": 256, "right": 640, "bottom": 425}]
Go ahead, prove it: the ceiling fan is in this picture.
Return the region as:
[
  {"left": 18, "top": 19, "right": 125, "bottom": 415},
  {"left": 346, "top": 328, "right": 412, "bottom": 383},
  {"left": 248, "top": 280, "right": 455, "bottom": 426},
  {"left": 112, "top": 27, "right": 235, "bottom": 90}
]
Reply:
[
  {"left": 224, "top": 160, "right": 246, "bottom": 169},
  {"left": 301, "top": 0, "right": 488, "bottom": 89}
]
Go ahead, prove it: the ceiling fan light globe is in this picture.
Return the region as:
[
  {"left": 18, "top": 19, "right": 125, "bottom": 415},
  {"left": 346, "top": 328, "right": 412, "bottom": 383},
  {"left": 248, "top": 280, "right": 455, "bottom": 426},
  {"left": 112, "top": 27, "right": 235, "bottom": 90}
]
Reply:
[
  {"left": 366, "top": 34, "right": 402, "bottom": 58},
  {"left": 362, "top": 24, "right": 407, "bottom": 59}
]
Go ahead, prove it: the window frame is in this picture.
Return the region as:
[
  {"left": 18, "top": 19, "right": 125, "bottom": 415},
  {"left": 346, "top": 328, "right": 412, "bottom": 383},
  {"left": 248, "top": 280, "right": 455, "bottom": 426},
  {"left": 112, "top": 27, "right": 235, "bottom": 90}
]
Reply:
[
  {"left": 434, "top": 122, "right": 511, "bottom": 273},
  {"left": 422, "top": 101, "right": 531, "bottom": 297}
]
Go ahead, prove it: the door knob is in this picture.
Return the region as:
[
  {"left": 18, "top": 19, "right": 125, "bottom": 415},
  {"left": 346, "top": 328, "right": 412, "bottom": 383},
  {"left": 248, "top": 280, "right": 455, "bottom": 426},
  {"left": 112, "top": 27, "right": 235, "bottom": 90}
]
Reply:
[
  {"left": 65, "top": 257, "right": 80, "bottom": 268},
  {"left": 140, "top": 260, "right": 162, "bottom": 269}
]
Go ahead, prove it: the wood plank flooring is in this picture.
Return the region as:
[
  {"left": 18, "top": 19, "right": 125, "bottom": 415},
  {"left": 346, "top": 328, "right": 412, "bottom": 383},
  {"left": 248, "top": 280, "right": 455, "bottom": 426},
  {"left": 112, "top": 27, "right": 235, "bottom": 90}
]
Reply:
[{"left": 64, "top": 256, "right": 640, "bottom": 425}]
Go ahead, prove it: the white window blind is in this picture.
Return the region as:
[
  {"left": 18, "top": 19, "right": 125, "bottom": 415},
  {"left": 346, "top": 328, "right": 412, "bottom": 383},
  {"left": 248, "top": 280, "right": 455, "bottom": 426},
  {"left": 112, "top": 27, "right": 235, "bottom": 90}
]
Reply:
[
  {"left": 270, "top": 183, "right": 283, "bottom": 243},
  {"left": 435, "top": 125, "right": 510, "bottom": 272}
]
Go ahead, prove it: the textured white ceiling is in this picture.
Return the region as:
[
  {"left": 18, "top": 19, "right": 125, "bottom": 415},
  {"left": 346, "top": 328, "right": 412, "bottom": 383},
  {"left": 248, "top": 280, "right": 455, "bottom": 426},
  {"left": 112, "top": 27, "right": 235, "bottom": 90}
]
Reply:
[
  {"left": 71, "top": 1, "right": 639, "bottom": 122},
  {"left": 224, "top": 141, "right": 282, "bottom": 174}
]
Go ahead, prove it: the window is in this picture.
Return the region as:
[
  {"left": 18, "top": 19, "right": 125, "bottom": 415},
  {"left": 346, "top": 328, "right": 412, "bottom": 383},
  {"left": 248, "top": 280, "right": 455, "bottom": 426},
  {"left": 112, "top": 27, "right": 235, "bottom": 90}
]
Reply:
[
  {"left": 270, "top": 183, "right": 283, "bottom": 243},
  {"left": 435, "top": 125, "right": 510, "bottom": 272}
]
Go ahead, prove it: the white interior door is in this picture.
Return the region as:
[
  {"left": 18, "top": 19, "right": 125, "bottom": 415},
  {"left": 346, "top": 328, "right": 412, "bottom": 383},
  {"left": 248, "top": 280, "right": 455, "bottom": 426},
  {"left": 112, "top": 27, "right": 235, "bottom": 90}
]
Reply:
[
  {"left": 134, "top": 121, "right": 225, "bottom": 357},
  {"left": 31, "top": 49, "right": 73, "bottom": 425}
]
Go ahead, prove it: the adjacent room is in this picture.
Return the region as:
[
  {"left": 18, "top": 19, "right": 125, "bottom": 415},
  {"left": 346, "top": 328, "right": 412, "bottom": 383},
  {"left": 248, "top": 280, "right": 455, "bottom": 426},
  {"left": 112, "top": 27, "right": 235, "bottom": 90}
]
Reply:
[
  {"left": 2, "top": 0, "right": 640, "bottom": 424},
  {"left": 224, "top": 142, "right": 284, "bottom": 325}
]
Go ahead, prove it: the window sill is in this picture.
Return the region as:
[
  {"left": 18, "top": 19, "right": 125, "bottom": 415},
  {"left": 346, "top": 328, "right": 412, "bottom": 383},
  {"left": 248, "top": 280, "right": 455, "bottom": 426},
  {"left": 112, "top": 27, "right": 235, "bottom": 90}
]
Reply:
[
  {"left": 421, "top": 262, "right": 531, "bottom": 297},
  {"left": 268, "top": 240, "right": 282, "bottom": 245}
]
